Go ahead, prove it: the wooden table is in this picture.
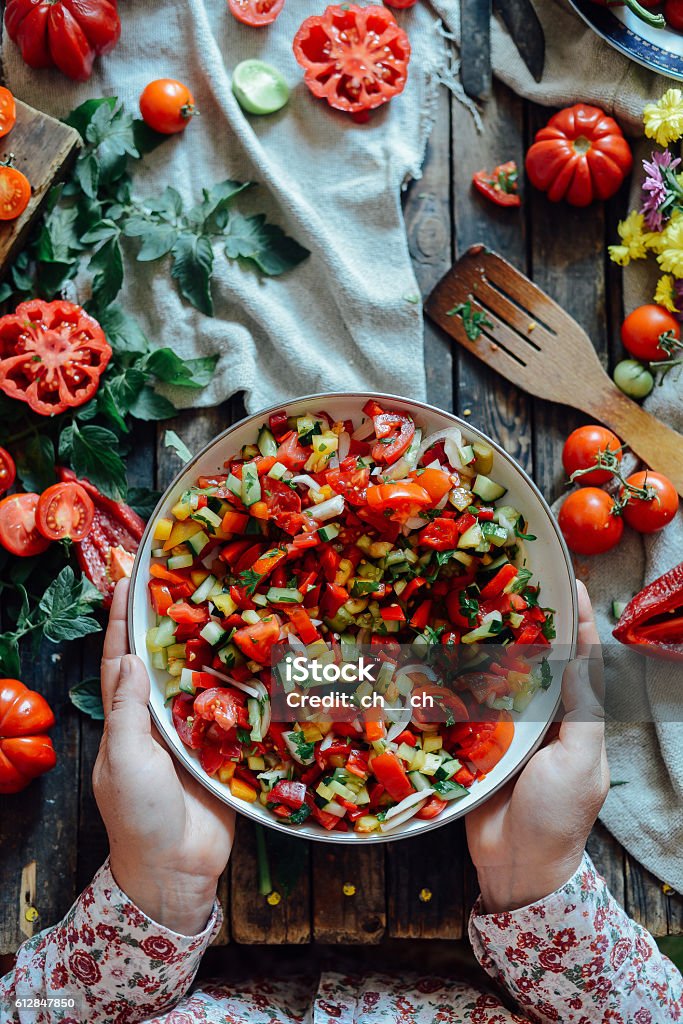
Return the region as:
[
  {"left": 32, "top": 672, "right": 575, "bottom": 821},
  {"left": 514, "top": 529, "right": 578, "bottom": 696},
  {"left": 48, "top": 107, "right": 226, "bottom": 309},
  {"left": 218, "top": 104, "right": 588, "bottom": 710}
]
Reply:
[{"left": 2, "top": 77, "right": 682, "bottom": 956}]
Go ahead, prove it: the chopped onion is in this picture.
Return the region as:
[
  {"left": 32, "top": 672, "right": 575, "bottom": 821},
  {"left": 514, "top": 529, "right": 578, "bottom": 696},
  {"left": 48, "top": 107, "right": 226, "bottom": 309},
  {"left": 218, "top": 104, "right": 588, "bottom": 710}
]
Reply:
[
  {"left": 291, "top": 474, "right": 323, "bottom": 493},
  {"left": 403, "top": 515, "right": 426, "bottom": 531},
  {"left": 384, "top": 788, "right": 434, "bottom": 821},
  {"left": 327, "top": 454, "right": 340, "bottom": 470},
  {"left": 379, "top": 798, "right": 429, "bottom": 832},
  {"left": 338, "top": 431, "right": 351, "bottom": 461},
  {"left": 371, "top": 466, "right": 382, "bottom": 476},
  {"left": 418, "top": 427, "right": 474, "bottom": 477},
  {"left": 288, "top": 633, "right": 307, "bottom": 653},
  {"left": 352, "top": 417, "right": 375, "bottom": 441},
  {"left": 304, "top": 494, "right": 344, "bottom": 521},
  {"left": 200, "top": 666, "right": 261, "bottom": 699},
  {"left": 320, "top": 731, "right": 336, "bottom": 751},
  {"left": 386, "top": 716, "right": 411, "bottom": 742},
  {"left": 385, "top": 428, "right": 422, "bottom": 481}
]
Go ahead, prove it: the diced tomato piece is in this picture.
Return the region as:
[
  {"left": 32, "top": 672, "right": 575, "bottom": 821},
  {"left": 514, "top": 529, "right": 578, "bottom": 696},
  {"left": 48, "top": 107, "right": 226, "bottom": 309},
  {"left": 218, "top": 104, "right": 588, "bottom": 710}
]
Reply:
[
  {"left": 418, "top": 517, "right": 460, "bottom": 550},
  {"left": 232, "top": 614, "right": 282, "bottom": 665},
  {"left": 269, "top": 410, "right": 290, "bottom": 441},
  {"left": 393, "top": 730, "right": 416, "bottom": 747},
  {"left": 480, "top": 563, "right": 518, "bottom": 599},
  {"left": 284, "top": 606, "right": 321, "bottom": 644},
  {"left": 371, "top": 751, "right": 414, "bottom": 802},
  {"left": 346, "top": 748, "right": 370, "bottom": 778},
  {"left": 270, "top": 779, "right": 306, "bottom": 809},
  {"left": 220, "top": 539, "right": 254, "bottom": 568},
  {"left": 275, "top": 431, "right": 308, "bottom": 471},
  {"left": 222, "top": 509, "right": 249, "bottom": 534},
  {"left": 412, "top": 467, "right": 452, "bottom": 503},
  {"left": 415, "top": 795, "right": 448, "bottom": 820}
]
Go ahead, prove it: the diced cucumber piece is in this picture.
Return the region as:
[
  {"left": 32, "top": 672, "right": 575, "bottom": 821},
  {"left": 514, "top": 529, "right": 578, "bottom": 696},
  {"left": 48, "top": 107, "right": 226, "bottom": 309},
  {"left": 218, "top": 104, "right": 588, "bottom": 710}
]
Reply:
[
  {"left": 266, "top": 586, "right": 303, "bottom": 604},
  {"left": 481, "top": 521, "right": 508, "bottom": 547},
  {"left": 151, "top": 547, "right": 166, "bottom": 558},
  {"left": 494, "top": 504, "right": 521, "bottom": 525},
  {"left": 473, "top": 441, "right": 494, "bottom": 475},
  {"left": 328, "top": 779, "right": 356, "bottom": 802},
  {"left": 508, "top": 611, "right": 524, "bottom": 629},
  {"left": 179, "top": 668, "right": 197, "bottom": 695},
  {"left": 227, "top": 473, "right": 242, "bottom": 498},
  {"left": 432, "top": 779, "right": 469, "bottom": 801},
  {"left": 462, "top": 618, "right": 504, "bottom": 644},
  {"left": 418, "top": 752, "right": 443, "bottom": 776},
  {"left": 192, "top": 506, "right": 222, "bottom": 529},
  {"left": 187, "top": 530, "right": 210, "bottom": 556},
  {"left": 612, "top": 600, "right": 628, "bottom": 620},
  {"left": 407, "top": 770, "right": 433, "bottom": 792},
  {"left": 434, "top": 758, "right": 462, "bottom": 781},
  {"left": 200, "top": 620, "right": 227, "bottom": 646},
  {"left": 248, "top": 697, "right": 263, "bottom": 742},
  {"left": 258, "top": 425, "right": 278, "bottom": 458},
  {"left": 165, "top": 678, "right": 182, "bottom": 700},
  {"left": 242, "top": 609, "right": 261, "bottom": 625},
  {"left": 316, "top": 781, "right": 335, "bottom": 802},
  {"left": 296, "top": 414, "right": 319, "bottom": 439},
  {"left": 167, "top": 643, "right": 187, "bottom": 659},
  {"left": 321, "top": 800, "right": 346, "bottom": 818},
  {"left": 151, "top": 649, "right": 168, "bottom": 671},
  {"left": 252, "top": 593, "right": 268, "bottom": 607},
  {"left": 458, "top": 443, "right": 474, "bottom": 465},
  {"left": 267, "top": 461, "right": 288, "bottom": 480},
  {"left": 318, "top": 522, "right": 340, "bottom": 542},
  {"left": 458, "top": 523, "right": 483, "bottom": 549},
  {"left": 191, "top": 574, "right": 217, "bottom": 605},
  {"left": 217, "top": 642, "right": 242, "bottom": 667},
  {"left": 473, "top": 474, "right": 507, "bottom": 501},
  {"left": 241, "top": 462, "right": 261, "bottom": 507},
  {"left": 168, "top": 552, "right": 194, "bottom": 570},
  {"left": 154, "top": 616, "right": 177, "bottom": 648}
]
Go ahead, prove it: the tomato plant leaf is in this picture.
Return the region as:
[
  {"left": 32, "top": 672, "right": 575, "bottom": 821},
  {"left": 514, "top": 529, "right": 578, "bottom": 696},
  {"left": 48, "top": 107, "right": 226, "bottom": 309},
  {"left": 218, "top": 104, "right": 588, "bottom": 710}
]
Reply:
[
  {"left": 14, "top": 435, "right": 56, "bottom": 494},
  {"left": 85, "top": 102, "right": 140, "bottom": 184},
  {"left": 99, "top": 305, "right": 149, "bottom": 356},
  {"left": 164, "top": 429, "right": 193, "bottom": 464},
  {"left": 88, "top": 236, "right": 124, "bottom": 313},
  {"left": 69, "top": 677, "right": 105, "bottom": 720},
  {"left": 143, "top": 348, "right": 218, "bottom": 388},
  {"left": 171, "top": 233, "right": 214, "bottom": 315},
  {"left": 128, "top": 386, "right": 177, "bottom": 421},
  {"left": 188, "top": 179, "right": 252, "bottom": 233},
  {"left": 127, "top": 486, "right": 162, "bottom": 520},
  {"left": 224, "top": 213, "right": 309, "bottom": 276},
  {"left": 64, "top": 96, "right": 117, "bottom": 138},
  {"left": 0, "top": 634, "right": 21, "bottom": 678},
  {"left": 60, "top": 422, "right": 128, "bottom": 501},
  {"left": 39, "top": 566, "right": 103, "bottom": 644},
  {"left": 134, "top": 222, "right": 178, "bottom": 263}
]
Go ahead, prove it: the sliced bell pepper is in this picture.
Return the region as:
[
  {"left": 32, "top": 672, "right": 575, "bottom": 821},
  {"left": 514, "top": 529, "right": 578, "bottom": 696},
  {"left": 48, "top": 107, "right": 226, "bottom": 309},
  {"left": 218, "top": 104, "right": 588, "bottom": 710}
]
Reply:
[{"left": 613, "top": 561, "right": 683, "bottom": 662}]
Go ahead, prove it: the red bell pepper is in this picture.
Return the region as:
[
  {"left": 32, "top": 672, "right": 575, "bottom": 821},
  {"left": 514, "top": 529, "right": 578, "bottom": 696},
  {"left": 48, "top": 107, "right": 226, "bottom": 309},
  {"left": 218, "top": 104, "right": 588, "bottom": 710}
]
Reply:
[
  {"left": 613, "top": 562, "right": 683, "bottom": 662},
  {"left": 371, "top": 751, "right": 414, "bottom": 802},
  {"left": 270, "top": 779, "right": 306, "bottom": 809},
  {"left": 480, "top": 562, "right": 518, "bottom": 599}
]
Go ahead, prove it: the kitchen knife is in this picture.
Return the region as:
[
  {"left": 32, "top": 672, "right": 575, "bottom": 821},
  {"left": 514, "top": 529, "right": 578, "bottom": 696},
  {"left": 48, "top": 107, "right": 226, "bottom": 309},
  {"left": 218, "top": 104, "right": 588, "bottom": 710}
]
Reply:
[
  {"left": 460, "top": 0, "right": 492, "bottom": 101},
  {"left": 493, "top": 0, "right": 545, "bottom": 83}
]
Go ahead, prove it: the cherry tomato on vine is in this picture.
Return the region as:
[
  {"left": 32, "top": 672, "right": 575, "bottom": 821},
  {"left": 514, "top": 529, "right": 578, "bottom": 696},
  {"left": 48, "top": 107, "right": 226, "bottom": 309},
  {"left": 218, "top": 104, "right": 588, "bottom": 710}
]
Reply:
[
  {"left": 0, "top": 88, "right": 17, "bottom": 138},
  {"left": 562, "top": 425, "right": 622, "bottom": 486},
  {"left": 36, "top": 483, "right": 95, "bottom": 542},
  {"left": 613, "top": 359, "right": 654, "bottom": 399},
  {"left": 558, "top": 488, "right": 623, "bottom": 556},
  {"left": 621, "top": 472, "right": 679, "bottom": 534},
  {"left": 140, "top": 79, "right": 197, "bottom": 135},
  {"left": 621, "top": 304, "right": 680, "bottom": 363},
  {"left": 0, "top": 165, "right": 30, "bottom": 221},
  {"left": 228, "top": 0, "right": 284, "bottom": 26},
  {"left": 0, "top": 493, "right": 51, "bottom": 557},
  {"left": 0, "top": 447, "right": 16, "bottom": 495}
]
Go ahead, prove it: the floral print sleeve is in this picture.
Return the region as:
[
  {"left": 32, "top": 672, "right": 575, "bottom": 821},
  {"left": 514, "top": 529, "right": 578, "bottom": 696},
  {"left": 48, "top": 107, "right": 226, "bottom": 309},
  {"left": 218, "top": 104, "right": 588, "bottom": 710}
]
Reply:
[
  {"left": 468, "top": 852, "right": 682, "bottom": 1024},
  {"left": 0, "top": 858, "right": 221, "bottom": 1024}
]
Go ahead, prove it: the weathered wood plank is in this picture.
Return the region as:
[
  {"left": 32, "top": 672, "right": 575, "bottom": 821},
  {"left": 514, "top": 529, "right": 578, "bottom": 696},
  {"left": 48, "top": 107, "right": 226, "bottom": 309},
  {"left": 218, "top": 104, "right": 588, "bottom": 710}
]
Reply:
[
  {"left": 230, "top": 818, "right": 311, "bottom": 944},
  {"left": 311, "top": 844, "right": 386, "bottom": 944},
  {"left": 587, "top": 821, "right": 625, "bottom": 906},
  {"left": 388, "top": 821, "right": 465, "bottom": 939}
]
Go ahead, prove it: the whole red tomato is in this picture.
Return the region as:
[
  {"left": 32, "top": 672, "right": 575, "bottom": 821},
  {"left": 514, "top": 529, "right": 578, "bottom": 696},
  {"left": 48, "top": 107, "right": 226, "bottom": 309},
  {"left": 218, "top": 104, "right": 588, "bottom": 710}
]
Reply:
[
  {"left": 0, "top": 679, "right": 56, "bottom": 794},
  {"left": 621, "top": 304, "right": 680, "bottom": 363},
  {"left": 562, "top": 425, "right": 622, "bottom": 485},
  {"left": 4, "top": 0, "right": 121, "bottom": 81},
  {"left": 525, "top": 104, "right": 632, "bottom": 207},
  {"left": 622, "top": 472, "right": 679, "bottom": 534},
  {"left": 558, "top": 488, "right": 624, "bottom": 555},
  {"left": 140, "top": 80, "right": 197, "bottom": 135}
]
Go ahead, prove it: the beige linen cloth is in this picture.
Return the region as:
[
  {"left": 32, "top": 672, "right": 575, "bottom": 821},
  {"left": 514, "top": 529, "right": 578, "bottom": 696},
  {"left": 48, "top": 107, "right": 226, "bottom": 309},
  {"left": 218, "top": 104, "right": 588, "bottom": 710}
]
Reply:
[{"left": 4, "top": 0, "right": 682, "bottom": 888}]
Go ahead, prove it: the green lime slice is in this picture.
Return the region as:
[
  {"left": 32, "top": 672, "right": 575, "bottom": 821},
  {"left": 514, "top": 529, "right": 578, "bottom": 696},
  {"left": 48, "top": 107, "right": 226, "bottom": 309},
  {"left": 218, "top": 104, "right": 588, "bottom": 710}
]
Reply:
[{"left": 232, "top": 59, "right": 290, "bottom": 116}]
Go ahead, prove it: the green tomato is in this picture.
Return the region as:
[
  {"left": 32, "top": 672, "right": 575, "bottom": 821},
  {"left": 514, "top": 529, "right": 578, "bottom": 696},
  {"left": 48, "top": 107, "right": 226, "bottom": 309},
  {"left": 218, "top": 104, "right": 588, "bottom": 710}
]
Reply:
[
  {"left": 232, "top": 60, "right": 289, "bottom": 115},
  {"left": 613, "top": 359, "right": 654, "bottom": 399}
]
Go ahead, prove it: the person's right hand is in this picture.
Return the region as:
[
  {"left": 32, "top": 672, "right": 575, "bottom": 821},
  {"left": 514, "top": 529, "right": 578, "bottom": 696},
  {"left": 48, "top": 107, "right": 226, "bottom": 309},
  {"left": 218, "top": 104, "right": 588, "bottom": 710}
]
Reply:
[
  {"left": 466, "top": 580, "right": 610, "bottom": 913},
  {"left": 93, "top": 578, "right": 235, "bottom": 935}
]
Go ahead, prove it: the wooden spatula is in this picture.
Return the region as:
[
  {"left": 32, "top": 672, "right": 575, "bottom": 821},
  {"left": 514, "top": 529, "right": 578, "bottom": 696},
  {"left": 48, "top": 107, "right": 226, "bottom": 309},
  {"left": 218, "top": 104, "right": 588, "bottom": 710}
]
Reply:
[{"left": 425, "top": 246, "right": 683, "bottom": 498}]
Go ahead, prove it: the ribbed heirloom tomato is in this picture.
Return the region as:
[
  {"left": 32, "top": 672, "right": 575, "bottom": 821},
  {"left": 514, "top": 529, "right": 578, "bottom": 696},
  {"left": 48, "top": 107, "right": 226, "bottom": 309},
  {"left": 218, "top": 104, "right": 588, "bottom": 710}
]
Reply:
[
  {"left": 525, "top": 104, "right": 632, "bottom": 207},
  {"left": 0, "top": 679, "right": 56, "bottom": 794},
  {"left": 0, "top": 300, "right": 111, "bottom": 415},
  {"left": 4, "top": 0, "right": 121, "bottom": 81}
]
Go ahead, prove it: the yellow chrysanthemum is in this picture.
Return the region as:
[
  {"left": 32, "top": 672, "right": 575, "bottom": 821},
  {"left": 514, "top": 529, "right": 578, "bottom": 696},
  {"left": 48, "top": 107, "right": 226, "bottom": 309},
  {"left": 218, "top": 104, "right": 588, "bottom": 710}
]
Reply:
[
  {"left": 654, "top": 274, "right": 678, "bottom": 313},
  {"left": 608, "top": 211, "right": 658, "bottom": 267},
  {"left": 656, "top": 210, "right": 683, "bottom": 276},
  {"left": 643, "top": 88, "right": 683, "bottom": 147}
]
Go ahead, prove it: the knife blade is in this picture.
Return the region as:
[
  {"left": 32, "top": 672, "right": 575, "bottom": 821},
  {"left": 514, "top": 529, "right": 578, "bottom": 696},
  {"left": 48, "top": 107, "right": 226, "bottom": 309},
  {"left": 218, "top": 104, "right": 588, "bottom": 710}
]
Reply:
[
  {"left": 460, "top": 0, "right": 492, "bottom": 101},
  {"left": 493, "top": 0, "right": 545, "bottom": 83}
]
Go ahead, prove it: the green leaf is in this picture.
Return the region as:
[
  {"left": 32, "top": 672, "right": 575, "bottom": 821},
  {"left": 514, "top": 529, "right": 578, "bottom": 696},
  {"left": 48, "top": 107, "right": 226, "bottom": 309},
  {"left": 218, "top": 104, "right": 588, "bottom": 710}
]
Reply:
[
  {"left": 0, "top": 634, "right": 21, "bottom": 677},
  {"left": 99, "top": 305, "right": 149, "bottom": 355},
  {"left": 144, "top": 348, "right": 218, "bottom": 388},
  {"left": 35, "top": 205, "right": 81, "bottom": 263},
  {"left": 187, "top": 179, "right": 251, "bottom": 233},
  {"left": 97, "top": 365, "right": 148, "bottom": 430},
  {"left": 85, "top": 102, "right": 140, "bottom": 184},
  {"left": 15, "top": 435, "right": 56, "bottom": 493},
  {"left": 224, "top": 213, "right": 309, "bottom": 276},
  {"left": 89, "top": 236, "right": 124, "bottom": 312},
  {"left": 133, "top": 119, "right": 170, "bottom": 156},
  {"left": 171, "top": 233, "right": 214, "bottom": 315},
  {"left": 0, "top": 281, "right": 13, "bottom": 304},
  {"left": 164, "top": 429, "right": 193, "bottom": 464},
  {"left": 39, "top": 566, "right": 103, "bottom": 643},
  {"left": 64, "top": 96, "right": 117, "bottom": 139},
  {"left": 80, "top": 219, "right": 120, "bottom": 245},
  {"left": 74, "top": 151, "right": 100, "bottom": 199},
  {"left": 145, "top": 186, "right": 183, "bottom": 219},
  {"left": 16, "top": 585, "right": 31, "bottom": 630},
  {"left": 127, "top": 486, "right": 162, "bottom": 520},
  {"left": 134, "top": 222, "right": 178, "bottom": 262},
  {"left": 69, "top": 677, "right": 105, "bottom": 720},
  {"left": 128, "top": 386, "right": 176, "bottom": 421},
  {"left": 61, "top": 422, "right": 128, "bottom": 500}
]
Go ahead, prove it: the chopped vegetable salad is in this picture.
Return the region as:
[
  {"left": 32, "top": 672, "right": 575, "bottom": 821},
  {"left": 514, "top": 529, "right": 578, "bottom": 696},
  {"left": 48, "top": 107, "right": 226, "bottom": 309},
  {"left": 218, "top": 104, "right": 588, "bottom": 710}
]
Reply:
[{"left": 147, "top": 401, "right": 555, "bottom": 834}]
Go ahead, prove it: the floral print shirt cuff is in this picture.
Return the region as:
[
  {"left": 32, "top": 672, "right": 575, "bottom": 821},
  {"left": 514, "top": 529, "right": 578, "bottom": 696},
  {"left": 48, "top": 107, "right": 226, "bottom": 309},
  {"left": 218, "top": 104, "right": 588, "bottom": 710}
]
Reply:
[
  {"left": 468, "top": 852, "right": 682, "bottom": 1024},
  {"left": 2, "top": 858, "right": 222, "bottom": 1024}
]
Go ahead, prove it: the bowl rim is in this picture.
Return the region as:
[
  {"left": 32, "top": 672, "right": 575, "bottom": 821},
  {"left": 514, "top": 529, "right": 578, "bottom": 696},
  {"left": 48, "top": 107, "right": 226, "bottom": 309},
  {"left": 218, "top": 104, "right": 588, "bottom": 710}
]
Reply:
[{"left": 128, "top": 391, "right": 578, "bottom": 844}]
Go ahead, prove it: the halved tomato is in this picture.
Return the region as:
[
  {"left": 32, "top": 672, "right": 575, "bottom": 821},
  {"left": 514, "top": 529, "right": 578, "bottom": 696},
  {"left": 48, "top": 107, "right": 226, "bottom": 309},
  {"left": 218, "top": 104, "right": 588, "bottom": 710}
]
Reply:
[
  {"left": 0, "top": 493, "right": 51, "bottom": 556},
  {"left": 0, "top": 165, "right": 30, "bottom": 221},
  {"left": 228, "top": 0, "right": 284, "bottom": 27},
  {"left": 0, "top": 447, "right": 16, "bottom": 495},
  {"left": 0, "top": 87, "right": 17, "bottom": 138},
  {"left": 36, "top": 482, "right": 94, "bottom": 542}
]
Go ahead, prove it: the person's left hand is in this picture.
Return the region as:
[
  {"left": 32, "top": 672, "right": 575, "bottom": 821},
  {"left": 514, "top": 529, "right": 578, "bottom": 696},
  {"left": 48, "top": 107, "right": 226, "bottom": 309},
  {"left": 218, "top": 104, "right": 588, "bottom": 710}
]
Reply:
[{"left": 93, "top": 578, "right": 235, "bottom": 935}]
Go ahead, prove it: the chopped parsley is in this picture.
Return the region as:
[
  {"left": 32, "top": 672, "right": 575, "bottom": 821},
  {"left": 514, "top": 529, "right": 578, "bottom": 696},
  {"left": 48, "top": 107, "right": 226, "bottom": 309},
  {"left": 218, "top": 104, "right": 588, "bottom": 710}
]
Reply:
[
  {"left": 237, "top": 727, "right": 251, "bottom": 744},
  {"left": 515, "top": 523, "right": 537, "bottom": 541},
  {"left": 291, "top": 731, "right": 315, "bottom": 762},
  {"left": 459, "top": 590, "right": 480, "bottom": 626},
  {"left": 508, "top": 567, "right": 533, "bottom": 594},
  {"left": 288, "top": 804, "right": 311, "bottom": 824},
  {"left": 446, "top": 300, "right": 494, "bottom": 342},
  {"left": 238, "top": 568, "right": 265, "bottom": 595}
]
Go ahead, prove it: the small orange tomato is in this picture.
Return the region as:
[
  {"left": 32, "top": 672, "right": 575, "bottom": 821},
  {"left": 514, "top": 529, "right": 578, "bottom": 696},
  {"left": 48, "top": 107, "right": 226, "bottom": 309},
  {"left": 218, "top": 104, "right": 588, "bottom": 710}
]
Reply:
[
  {"left": 140, "top": 79, "right": 197, "bottom": 135},
  {"left": 0, "top": 165, "right": 30, "bottom": 221},
  {"left": 0, "top": 87, "right": 17, "bottom": 139}
]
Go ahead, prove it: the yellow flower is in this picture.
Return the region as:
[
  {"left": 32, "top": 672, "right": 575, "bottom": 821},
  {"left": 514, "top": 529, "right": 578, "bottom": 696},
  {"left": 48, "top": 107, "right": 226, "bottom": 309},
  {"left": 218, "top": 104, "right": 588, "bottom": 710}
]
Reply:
[
  {"left": 656, "top": 210, "right": 683, "bottom": 276},
  {"left": 643, "top": 88, "right": 683, "bottom": 147},
  {"left": 654, "top": 274, "right": 678, "bottom": 313},
  {"left": 608, "top": 211, "right": 658, "bottom": 266}
]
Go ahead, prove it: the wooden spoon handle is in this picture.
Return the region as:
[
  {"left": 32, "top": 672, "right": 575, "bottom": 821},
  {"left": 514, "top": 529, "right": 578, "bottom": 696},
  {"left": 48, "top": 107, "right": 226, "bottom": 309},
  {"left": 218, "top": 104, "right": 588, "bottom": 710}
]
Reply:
[{"left": 584, "top": 385, "right": 683, "bottom": 497}]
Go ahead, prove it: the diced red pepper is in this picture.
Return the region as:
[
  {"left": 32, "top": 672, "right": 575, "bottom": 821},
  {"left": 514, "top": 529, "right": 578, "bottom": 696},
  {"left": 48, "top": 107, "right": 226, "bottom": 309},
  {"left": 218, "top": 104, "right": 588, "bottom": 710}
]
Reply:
[
  {"left": 410, "top": 599, "right": 432, "bottom": 630},
  {"left": 480, "top": 562, "right": 518, "bottom": 599},
  {"left": 270, "top": 779, "right": 307, "bottom": 810},
  {"left": 149, "top": 580, "right": 173, "bottom": 616},
  {"left": 284, "top": 606, "right": 321, "bottom": 644},
  {"left": 380, "top": 604, "right": 406, "bottom": 622},
  {"left": 371, "top": 751, "right": 414, "bottom": 802},
  {"left": 220, "top": 539, "right": 254, "bottom": 568},
  {"left": 269, "top": 410, "right": 290, "bottom": 441}
]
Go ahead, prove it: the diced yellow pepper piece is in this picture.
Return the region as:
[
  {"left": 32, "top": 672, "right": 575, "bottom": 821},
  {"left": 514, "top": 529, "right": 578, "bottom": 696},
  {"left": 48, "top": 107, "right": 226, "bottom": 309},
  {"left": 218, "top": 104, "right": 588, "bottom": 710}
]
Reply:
[
  {"left": 248, "top": 755, "right": 266, "bottom": 771},
  {"left": 301, "top": 723, "right": 324, "bottom": 744},
  {"left": 230, "top": 777, "right": 258, "bottom": 803},
  {"left": 171, "top": 500, "right": 192, "bottom": 522},
  {"left": 191, "top": 570, "right": 209, "bottom": 587},
  {"left": 163, "top": 519, "right": 201, "bottom": 551},
  {"left": 423, "top": 733, "right": 443, "bottom": 754},
  {"left": 218, "top": 762, "right": 236, "bottom": 784},
  {"left": 153, "top": 517, "right": 173, "bottom": 542},
  {"left": 213, "top": 592, "right": 238, "bottom": 616}
]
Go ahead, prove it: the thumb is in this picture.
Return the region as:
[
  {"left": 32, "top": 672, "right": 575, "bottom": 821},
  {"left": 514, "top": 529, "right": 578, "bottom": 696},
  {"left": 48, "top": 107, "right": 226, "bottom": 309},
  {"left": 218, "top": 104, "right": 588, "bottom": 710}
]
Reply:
[
  {"left": 559, "top": 655, "right": 605, "bottom": 757},
  {"left": 107, "top": 655, "right": 152, "bottom": 743}
]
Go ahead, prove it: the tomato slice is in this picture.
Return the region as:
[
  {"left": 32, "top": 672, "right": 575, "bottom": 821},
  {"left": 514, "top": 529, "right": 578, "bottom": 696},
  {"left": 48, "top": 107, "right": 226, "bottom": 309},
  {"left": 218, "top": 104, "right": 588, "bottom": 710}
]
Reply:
[
  {"left": 194, "top": 688, "right": 241, "bottom": 731},
  {"left": 372, "top": 411, "right": 415, "bottom": 464},
  {"left": 0, "top": 300, "right": 112, "bottom": 415},
  {"left": 371, "top": 751, "right": 414, "bottom": 802},
  {"left": 418, "top": 517, "right": 460, "bottom": 550},
  {"left": 35, "top": 482, "right": 94, "bottom": 542},
  {"left": 228, "top": 0, "right": 284, "bottom": 26},
  {"left": 168, "top": 601, "right": 209, "bottom": 626},
  {"left": 0, "top": 446, "right": 16, "bottom": 495},
  {"left": 325, "top": 458, "right": 371, "bottom": 506},
  {"left": 0, "top": 493, "right": 51, "bottom": 556},
  {"left": 415, "top": 795, "right": 448, "bottom": 820},
  {"left": 0, "top": 88, "right": 17, "bottom": 139},
  {"left": 263, "top": 477, "right": 304, "bottom": 535},
  {"left": 366, "top": 481, "right": 431, "bottom": 523},
  {"left": 0, "top": 166, "right": 30, "bottom": 221},
  {"left": 457, "top": 718, "right": 514, "bottom": 775},
  {"left": 472, "top": 161, "right": 521, "bottom": 208},
  {"left": 232, "top": 614, "right": 281, "bottom": 665}
]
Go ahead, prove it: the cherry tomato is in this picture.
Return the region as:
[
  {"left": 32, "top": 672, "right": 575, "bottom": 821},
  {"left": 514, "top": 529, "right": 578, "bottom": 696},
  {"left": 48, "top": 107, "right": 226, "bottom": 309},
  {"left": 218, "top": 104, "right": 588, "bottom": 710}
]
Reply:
[
  {"left": 228, "top": 0, "right": 284, "bottom": 26},
  {"left": 35, "top": 483, "right": 94, "bottom": 542},
  {"left": 621, "top": 472, "right": 679, "bottom": 534},
  {"left": 0, "top": 493, "right": 51, "bottom": 557},
  {"left": 664, "top": 0, "right": 683, "bottom": 30},
  {"left": 458, "top": 718, "right": 514, "bottom": 775},
  {"left": 140, "top": 79, "right": 197, "bottom": 135},
  {"left": 562, "top": 425, "right": 622, "bottom": 485},
  {"left": 558, "top": 488, "right": 623, "bottom": 556},
  {"left": 0, "top": 447, "right": 16, "bottom": 495},
  {"left": 621, "top": 305, "right": 680, "bottom": 363},
  {"left": 0, "top": 165, "right": 30, "bottom": 221},
  {"left": 613, "top": 359, "right": 654, "bottom": 399},
  {"left": 0, "top": 88, "right": 17, "bottom": 139}
]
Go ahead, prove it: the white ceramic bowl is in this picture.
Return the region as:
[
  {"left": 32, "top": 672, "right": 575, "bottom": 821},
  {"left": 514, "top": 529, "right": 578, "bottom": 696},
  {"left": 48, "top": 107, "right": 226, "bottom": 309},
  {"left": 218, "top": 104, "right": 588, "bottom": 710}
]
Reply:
[{"left": 129, "top": 393, "right": 578, "bottom": 844}]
